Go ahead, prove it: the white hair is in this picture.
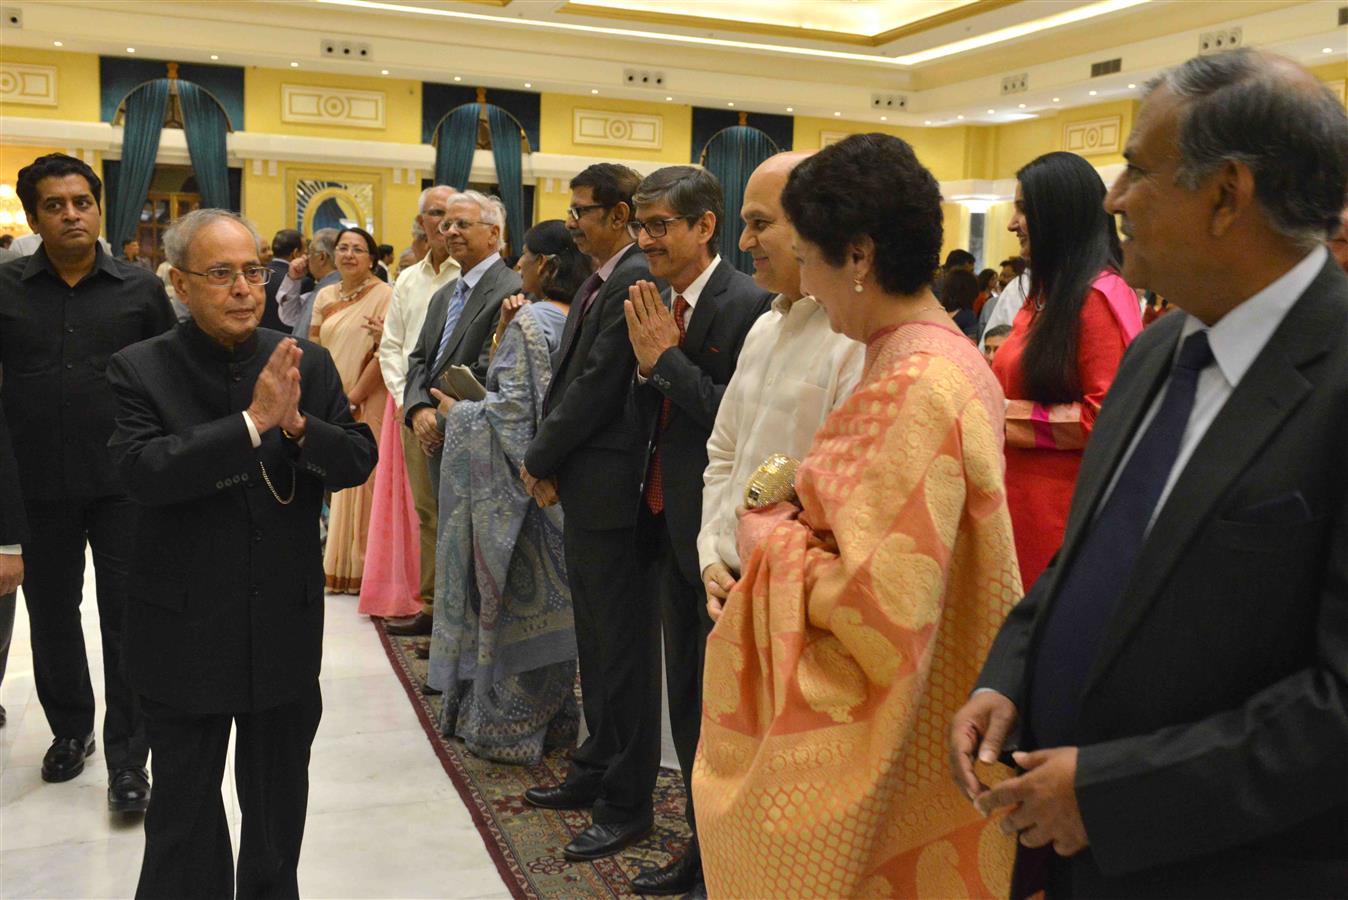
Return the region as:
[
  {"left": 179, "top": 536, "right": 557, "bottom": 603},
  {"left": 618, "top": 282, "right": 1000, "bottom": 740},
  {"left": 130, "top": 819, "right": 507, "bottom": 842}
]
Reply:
[
  {"left": 418, "top": 183, "right": 457, "bottom": 213},
  {"left": 446, "top": 190, "right": 506, "bottom": 247},
  {"left": 162, "top": 208, "right": 262, "bottom": 268}
]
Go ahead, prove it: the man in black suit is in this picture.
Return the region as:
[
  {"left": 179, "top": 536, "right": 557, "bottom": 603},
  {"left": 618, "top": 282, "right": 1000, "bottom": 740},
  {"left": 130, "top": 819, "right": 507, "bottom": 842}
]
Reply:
[
  {"left": 0, "top": 153, "right": 174, "bottom": 810},
  {"left": 623, "top": 166, "right": 772, "bottom": 892},
  {"left": 950, "top": 50, "right": 1348, "bottom": 898},
  {"left": 108, "top": 209, "right": 377, "bottom": 898},
  {"left": 263, "top": 228, "right": 305, "bottom": 331},
  {"left": 403, "top": 190, "right": 521, "bottom": 494},
  {"left": 518, "top": 164, "right": 663, "bottom": 859},
  {"left": 0, "top": 398, "right": 27, "bottom": 730}
]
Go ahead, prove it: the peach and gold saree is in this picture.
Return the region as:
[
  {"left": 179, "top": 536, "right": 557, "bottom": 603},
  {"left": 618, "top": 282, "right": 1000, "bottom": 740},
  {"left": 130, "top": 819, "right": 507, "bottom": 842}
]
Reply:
[{"left": 693, "top": 321, "right": 1022, "bottom": 899}]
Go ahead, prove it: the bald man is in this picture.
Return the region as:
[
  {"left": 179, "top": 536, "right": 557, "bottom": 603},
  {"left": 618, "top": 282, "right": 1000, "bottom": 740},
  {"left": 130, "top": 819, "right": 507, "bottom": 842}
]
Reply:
[{"left": 632, "top": 153, "right": 864, "bottom": 898}]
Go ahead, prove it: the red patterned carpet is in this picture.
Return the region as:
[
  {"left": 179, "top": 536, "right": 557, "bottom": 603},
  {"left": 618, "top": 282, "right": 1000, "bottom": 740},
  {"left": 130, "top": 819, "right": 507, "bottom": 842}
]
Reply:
[{"left": 373, "top": 620, "right": 690, "bottom": 899}]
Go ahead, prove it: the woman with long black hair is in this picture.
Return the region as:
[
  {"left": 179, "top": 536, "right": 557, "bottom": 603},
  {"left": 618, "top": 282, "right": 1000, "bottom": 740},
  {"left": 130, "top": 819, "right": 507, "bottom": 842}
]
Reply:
[{"left": 991, "top": 151, "right": 1142, "bottom": 590}]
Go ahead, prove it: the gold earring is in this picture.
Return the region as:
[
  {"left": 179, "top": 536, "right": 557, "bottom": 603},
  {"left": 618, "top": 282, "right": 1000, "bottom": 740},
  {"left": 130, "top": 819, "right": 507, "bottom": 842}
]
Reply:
[{"left": 853, "top": 279, "right": 864, "bottom": 293}]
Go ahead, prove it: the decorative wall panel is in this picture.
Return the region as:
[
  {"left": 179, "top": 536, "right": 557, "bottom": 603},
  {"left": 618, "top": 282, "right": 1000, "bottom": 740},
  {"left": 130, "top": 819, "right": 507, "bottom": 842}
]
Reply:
[
  {"left": 1063, "top": 116, "right": 1121, "bottom": 156},
  {"left": 0, "top": 63, "right": 57, "bottom": 106},
  {"left": 281, "top": 85, "right": 386, "bottom": 129},
  {"left": 820, "top": 130, "right": 852, "bottom": 147},
  {"left": 572, "top": 108, "right": 663, "bottom": 150}
]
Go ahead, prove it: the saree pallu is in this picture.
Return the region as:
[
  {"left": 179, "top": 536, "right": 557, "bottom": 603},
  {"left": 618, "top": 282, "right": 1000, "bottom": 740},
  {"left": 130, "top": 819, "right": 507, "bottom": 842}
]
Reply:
[
  {"left": 357, "top": 391, "right": 421, "bottom": 617},
  {"left": 314, "top": 281, "right": 393, "bottom": 593},
  {"left": 427, "top": 303, "right": 578, "bottom": 766},
  {"left": 694, "top": 321, "right": 1022, "bottom": 898}
]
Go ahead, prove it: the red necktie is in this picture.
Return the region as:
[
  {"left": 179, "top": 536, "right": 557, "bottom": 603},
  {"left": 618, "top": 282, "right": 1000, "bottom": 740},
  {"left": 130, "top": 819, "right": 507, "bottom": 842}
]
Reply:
[{"left": 643, "top": 295, "right": 689, "bottom": 515}]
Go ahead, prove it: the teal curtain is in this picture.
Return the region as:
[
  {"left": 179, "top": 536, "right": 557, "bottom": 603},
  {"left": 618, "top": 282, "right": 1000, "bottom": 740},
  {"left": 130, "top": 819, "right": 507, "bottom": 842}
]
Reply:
[
  {"left": 434, "top": 103, "right": 480, "bottom": 192},
  {"left": 109, "top": 79, "right": 170, "bottom": 251},
  {"left": 487, "top": 105, "right": 527, "bottom": 257},
  {"left": 702, "top": 126, "right": 780, "bottom": 273},
  {"left": 179, "top": 81, "right": 232, "bottom": 210}
]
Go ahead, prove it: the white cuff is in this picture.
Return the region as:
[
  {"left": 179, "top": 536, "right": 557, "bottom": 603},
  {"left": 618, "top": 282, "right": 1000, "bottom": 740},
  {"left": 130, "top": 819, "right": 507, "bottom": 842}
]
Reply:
[
  {"left": 242, "top": 411, "right": 263, "bottom": 448},
  {"left": 0, "top": 544, "right": 21, "bottom": 555}
]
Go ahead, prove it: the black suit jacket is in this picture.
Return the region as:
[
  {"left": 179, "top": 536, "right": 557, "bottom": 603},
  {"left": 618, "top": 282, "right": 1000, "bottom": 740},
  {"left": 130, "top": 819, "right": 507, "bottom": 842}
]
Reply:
[
  {"left": 261, "top": 258, "right": 290, "bottom": 332},
  {"left": 107, "top": 322, "right": 377, "bottom": 714},
  {"left": 524, "top": 244, "right": 658, "bottom": 531},
  {"left": 640, "top": 260, "right": 772, "bottom": 582},
  {"left": 977, "top": 258, "right": 1348, "bottom": 897},
  {"left": 0, "top": 397, "right": 27, "bottom": 546},
  {"left": 403, "top": 256, "right": 521, "bottom": 424}
]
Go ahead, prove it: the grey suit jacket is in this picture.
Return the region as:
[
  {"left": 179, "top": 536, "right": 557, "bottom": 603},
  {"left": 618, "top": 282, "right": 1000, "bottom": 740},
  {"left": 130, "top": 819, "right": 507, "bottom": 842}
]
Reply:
[
  {"left": 977, "top": 258, "right": 1348, "bottom": 897},
  {"left": 402, "top": 256, "right": 521, "bottom": 425}
]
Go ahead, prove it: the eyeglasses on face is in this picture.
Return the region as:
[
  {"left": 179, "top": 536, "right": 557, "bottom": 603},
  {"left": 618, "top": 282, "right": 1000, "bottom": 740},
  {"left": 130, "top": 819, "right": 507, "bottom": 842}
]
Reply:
[
  {"left": 626, "top": 216, "right": 694, "bottom": 240},
  {"left": 437, "top": 218, "right": 487, "bottom": 235},
  {"left": 181, "top": 265, "right": 272, "bottom": 286},
  {"left": 335, "top": 244, "right": 370, "bottom": 256},
  {"left": 566, "top": 203, "right": 607, "bottom": 221}
]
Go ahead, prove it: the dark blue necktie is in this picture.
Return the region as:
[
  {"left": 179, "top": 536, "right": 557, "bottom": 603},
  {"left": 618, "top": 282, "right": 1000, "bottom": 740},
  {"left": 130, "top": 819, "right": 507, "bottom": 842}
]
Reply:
[{"left": 1029, "top": 330, "right": 1215, "bottom": 748}]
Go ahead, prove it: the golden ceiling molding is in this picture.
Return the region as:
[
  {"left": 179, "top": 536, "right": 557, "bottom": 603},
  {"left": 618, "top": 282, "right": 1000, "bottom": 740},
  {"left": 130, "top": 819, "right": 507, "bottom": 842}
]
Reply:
[{"left": 554, "top": 0, "right": 1019, "bottom": 48}]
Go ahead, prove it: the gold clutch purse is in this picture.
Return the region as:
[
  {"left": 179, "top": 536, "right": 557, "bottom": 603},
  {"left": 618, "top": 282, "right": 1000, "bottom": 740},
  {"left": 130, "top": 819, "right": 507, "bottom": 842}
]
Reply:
[{"left": 743, "top": 453, "right": 800, "bottom": 509}]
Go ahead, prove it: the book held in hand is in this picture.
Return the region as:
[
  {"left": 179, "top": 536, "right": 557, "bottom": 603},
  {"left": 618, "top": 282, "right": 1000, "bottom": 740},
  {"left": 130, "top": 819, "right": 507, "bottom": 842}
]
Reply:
[{"left": 437, "top": 364, "right": 487, "bottom": 402}]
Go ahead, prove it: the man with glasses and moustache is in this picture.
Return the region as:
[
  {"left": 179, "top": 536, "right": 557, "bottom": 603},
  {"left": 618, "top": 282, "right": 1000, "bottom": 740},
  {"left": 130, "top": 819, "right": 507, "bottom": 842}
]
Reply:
[
  {"left": 379, "top": 186, "right": 462, "bottom": 639},
  {"left": 519, "top": 164, "right": 663, "bottom": 860},
  {"left": 0, "top": 153, "right": 173, "bottom": 814},
  {"left": 107, "top": 208, "right": 377, "bottom": 898}
]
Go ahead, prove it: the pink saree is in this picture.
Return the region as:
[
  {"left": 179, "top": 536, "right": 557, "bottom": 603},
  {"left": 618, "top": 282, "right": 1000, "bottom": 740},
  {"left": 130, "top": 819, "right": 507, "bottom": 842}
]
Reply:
[{"left": 357, "top": 392, "right": 422, "bottom": 618}]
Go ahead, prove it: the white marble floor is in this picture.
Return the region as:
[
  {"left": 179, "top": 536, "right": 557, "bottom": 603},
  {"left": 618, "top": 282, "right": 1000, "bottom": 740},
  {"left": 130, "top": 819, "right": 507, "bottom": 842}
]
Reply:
[{"left": 0, "top": 551, "right": 508, "bottom": 899}]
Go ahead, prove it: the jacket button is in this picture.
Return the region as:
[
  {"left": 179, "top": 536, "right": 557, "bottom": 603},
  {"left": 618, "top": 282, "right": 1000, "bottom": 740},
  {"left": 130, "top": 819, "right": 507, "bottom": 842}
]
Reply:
[
  {"left": 65, "top": 363, "right": 73, "bottom": 370},
  {"left": 250, "top": 585, "right": 260, "bottom": 597},
  {"left": 215, "top": 480, "right": 224, "bottom": 489},
  {"left": 253, "top": 530, "right": 262, "bottom": 542}
]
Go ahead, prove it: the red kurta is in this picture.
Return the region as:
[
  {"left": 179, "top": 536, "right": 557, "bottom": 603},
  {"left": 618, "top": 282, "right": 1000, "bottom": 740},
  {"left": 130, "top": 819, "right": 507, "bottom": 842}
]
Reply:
[{"left": 991, "top": 271, "right": 1140, "bottom": 591}]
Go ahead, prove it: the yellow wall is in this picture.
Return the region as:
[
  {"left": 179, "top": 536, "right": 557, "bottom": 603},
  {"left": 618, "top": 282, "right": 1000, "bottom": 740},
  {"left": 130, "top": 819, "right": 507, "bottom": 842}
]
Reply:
[
  {"left": 983, "top": 201, "right": 1021, "bottom": 268},
  {"left": 790, "top": 116, "right": 971, "bottom": 182},
  {"left": 0, "top": 47, "right": 101, "bottom": 122}
]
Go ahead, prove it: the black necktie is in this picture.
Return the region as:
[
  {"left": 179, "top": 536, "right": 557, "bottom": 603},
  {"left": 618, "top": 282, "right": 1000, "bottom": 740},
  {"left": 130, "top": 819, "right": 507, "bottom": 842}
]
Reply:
[{"left": 1029, "top": 330, "right": 1215, "bottom": 748}]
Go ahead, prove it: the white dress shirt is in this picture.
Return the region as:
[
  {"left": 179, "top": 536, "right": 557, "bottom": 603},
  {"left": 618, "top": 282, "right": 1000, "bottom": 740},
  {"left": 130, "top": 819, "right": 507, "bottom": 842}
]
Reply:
[
  {"left": 377, "top": 252, "right": 460, "bottom": 403},
  {"left": 696, "top": 293, "right": 864, "bottom": 574},
  {"left": 1101, "top": 245, "right": 1326, "bottom": 531},
  {"left": 979, "top": 272, "right": 1028, "bottom": 349}
]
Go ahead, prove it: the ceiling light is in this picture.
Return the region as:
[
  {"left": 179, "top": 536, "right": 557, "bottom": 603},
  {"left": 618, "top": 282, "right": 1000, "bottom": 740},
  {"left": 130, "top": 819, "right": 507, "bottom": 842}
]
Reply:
[
  {"left": 727, "top": 102, "right": 735, "bottom": 107},
  {"left": 53, "top": 40, "right": 63, "bottom": 47},
  {"left": 785, "top": 106, "right": 793, "bottom": 112},
  {"left": 591, "top": 88, "right": 599, "bottom": 94},
  {"left": 833, "top": 111, "right": 841, "bottom": 117},
  {"left": 1018, "top": 103, "right": 1026, "bottom": 108},
  {"left": 382, "top": 69, "right": 391, "bottom": 75},
  {"left": 1053, "top": 97, "right": 1061, "bottom": 102},
  {"left": 453, "top": 76, "right": 462, "bottom": 81},
  {"left": 290, "top": 62, "right": 299, "bottom": 68},
  {"left": 1127, "top": 83, "right": 1136, "bottom": 88},
  {"left": 126, "top": 47, "right": 136, "bottom": 53},
  {"left": 987, "top": 108, "right": 995, "bottom": 114},
  {"left": 523, "top": 82, "right": 531, "bottom": 87},
  {"left": 1324, "top": 48, "right": 1334, "bottom": 54},
  {"left": 924, "top": 119, "right": 932, "bottom": 125},
  {"left": 315, "top": 0, "right": 1149, "bottom": 69},
  {"left": 667, "top": 97, "right": 674, "bottom": 102},
  {"left": 210, "top": 54, "right": 219, "bottom": 60},
  {"left": 957, "top": 114, "right": 964, "bottom": 120},
  {"left": 879, "top": 115, "right": 887, "bottom": 121},
  {"left": 1089, "top": 89, "right": 1097, "bottom": 95}
]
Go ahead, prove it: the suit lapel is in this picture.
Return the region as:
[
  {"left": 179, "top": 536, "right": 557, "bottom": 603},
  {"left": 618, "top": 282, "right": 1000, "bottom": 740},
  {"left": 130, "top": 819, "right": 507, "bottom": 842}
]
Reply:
[
  {"left": 1083, "top": 268, "right": 1340, "bottom": 694},
  {"left": 435, "top": 260, "right": 501, "bottom": 371},
  {"left": 682, "top": 260, "right": 730, "bottom": 352}
]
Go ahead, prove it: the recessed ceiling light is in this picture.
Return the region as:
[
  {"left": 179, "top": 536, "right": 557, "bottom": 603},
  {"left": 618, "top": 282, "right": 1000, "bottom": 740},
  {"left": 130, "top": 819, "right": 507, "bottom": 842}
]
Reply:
[
  {"left": 727, "top": 101, "right": 734, "bottom": 107},
  {"left": 523, "top": 82, "right": 531, "bottom": 88},
  {"left": 210, "top": 54, "right": 219, "bottom": 60},
  {"left": 957, "top": 114, "right": 964, "bottom": 120},
  {"left": 453, "top": 75, "right": 462, "bottom": 82},
  {"left": 382, "top": 69, "right": 390, "bottom": 75},
  {"left": 924, "top": 119, "right": 932, "bottom": 125},
  {"left": 667, "top": 96, "right": 674, "bottom": 101},
  {"left": 126, "top": 47, "right": 136, "bottom": 53},
  {"left": 880, "top": 115, "right": 887, "bottom": 121},
  {"left": 1089, "top": 89, "right": 1097, "bottom": 95},
  {"left": 987, "top": 108, "right": 995, "bottom": 114},
  {"left": 290, "top": 61, "right": 299, "bottom": 68},
  {"left": 1018, "top": 103, "right": 1026, "bottom": 108},
  {"left": 833, "top": 111, "right": 841, "bottom": 116},
  {"left": 1053, "top": 97, "right": 1061, "bottom": 102},
  {"left": 1323, "top": 48, "right": 1334, "bottom": 54},
  {"left": 591, "top": 88, "right": 599, "bottom": 94},
  {"left": 785, "top": 106, "right": 793, "bottom": 112},
  {"left": 1127, "top": 83, "right": 1136, "bottom": 88},
  {"left": 53, "top": 40, "right": 63, "bottom": 47}
]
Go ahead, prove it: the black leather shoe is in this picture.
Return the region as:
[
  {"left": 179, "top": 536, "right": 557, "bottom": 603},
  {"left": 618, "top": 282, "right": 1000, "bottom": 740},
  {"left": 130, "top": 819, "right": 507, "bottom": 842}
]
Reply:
[
  {"left": 563, "top": 817, "right": 653, "bottom": 861},
  {"left": 385, "top": 611, "right": 433, "bottom": 636},
  {"left": 0, "top": 703, "right": 6, "bottom": 727},
  {"left": 108, "top": 767, "right": 151, "bottom": 813},
  {"left": 524, "top": 783, "right": 598, "bottom": 810},
  {"left": 41, "top": 734, "right": 96, "bottom": 783},
  {"left": 420, "top": 680, "right": 443, "bottom": 696},
  {"left": 632, "top": 848, "right": 703, "bottom": 895}
]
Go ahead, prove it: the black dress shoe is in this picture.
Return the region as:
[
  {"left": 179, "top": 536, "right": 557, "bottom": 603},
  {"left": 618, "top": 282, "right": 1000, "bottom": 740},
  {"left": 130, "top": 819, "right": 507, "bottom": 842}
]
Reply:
[
  {"left": 420, "top": 680, "right": 443, "bottom": 696},
  {"left": 631, "top": 849, "right": 703, "bottom": 895},
  {"left": 385, "top": 611, "right": 433, "bottom": 636},
  {"left": 41, "top": 734, "right": 96, "bottom": 783},
  {"left": 523, "top": 783, "right": 597, "bottom": 810},
  {"left": 563, "top": 817, "right": 653, "bottom": 861},
  {"left": 0, "top": 702, "right": 6, "bottom": 727},
  {"left": 108, "top": 767, "right": 151, "bottom": 813}
]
